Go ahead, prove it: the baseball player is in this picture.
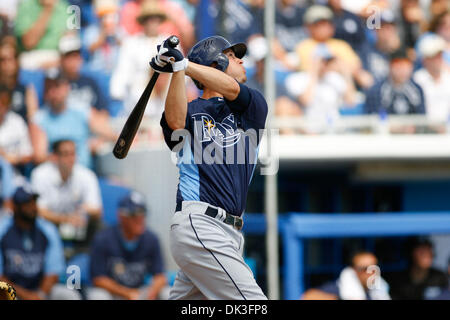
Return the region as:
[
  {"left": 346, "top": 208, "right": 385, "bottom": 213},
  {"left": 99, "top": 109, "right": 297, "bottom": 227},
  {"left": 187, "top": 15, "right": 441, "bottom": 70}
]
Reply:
[{"left": 150, "top": 36, "right": 268, "bottom": 300}]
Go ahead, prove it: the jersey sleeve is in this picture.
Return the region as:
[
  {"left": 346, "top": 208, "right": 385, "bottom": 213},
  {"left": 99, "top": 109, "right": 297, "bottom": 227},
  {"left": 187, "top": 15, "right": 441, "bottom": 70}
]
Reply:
[{"left": 160, "top": 111, "right": 190, "bottom": 150}]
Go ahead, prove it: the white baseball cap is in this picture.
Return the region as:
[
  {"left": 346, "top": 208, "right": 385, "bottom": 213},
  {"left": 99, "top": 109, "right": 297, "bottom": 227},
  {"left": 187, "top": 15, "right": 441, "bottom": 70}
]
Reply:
[
  {"left": 59, "top": 33, "right": 82, "bottom": 55},
  {"left": 304, "top": 5, "right": 334, "bottom": 25},
  {"left": 418, "top": 35, "right": 446, "bottom": 58}
]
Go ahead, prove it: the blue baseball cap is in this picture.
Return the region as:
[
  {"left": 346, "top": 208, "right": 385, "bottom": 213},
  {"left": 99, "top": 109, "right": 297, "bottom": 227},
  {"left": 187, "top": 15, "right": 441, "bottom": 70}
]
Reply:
[
  {"left": 12, "top": 185, "right": 39, "bottom": 205},
  {"left": 118, "top": 191, "right": 147, "bottom": 216}
]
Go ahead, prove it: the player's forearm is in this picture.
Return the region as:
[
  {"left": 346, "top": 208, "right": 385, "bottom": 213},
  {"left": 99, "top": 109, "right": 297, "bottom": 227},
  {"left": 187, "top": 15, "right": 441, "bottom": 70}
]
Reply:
[
  {"left": 164, "top": 70, "right": 188, "bottom": 130},
  {"left": 39, "top": 274, "right": 58, "bottom": 296},
  {"left": 185, "top": 62, "right": 240, "bottom": 101},
  {"left": 147, "top": 273, "right": 167, "bottom": 300},
  {"left": 93, "top": 276, "right": 133, "bottom": 299}
]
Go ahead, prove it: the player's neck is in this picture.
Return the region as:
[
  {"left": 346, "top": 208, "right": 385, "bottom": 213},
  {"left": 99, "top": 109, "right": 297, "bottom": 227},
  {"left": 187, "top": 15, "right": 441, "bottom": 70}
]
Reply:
[{"left": 201, "top": 89, "right": 223, "bottom": 100}]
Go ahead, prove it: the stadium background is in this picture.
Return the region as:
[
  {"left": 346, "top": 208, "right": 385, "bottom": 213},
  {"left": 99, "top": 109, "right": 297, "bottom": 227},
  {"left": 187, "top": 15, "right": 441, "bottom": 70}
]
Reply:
[{"left": 0, "top": 0, "right": 450, "bottom": 300}]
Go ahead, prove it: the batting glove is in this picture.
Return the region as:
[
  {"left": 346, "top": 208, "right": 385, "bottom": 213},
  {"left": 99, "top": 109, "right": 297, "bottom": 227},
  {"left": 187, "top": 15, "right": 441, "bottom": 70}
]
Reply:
[{"left": 150, "top": 40, "right": 188, "bottom": 73}]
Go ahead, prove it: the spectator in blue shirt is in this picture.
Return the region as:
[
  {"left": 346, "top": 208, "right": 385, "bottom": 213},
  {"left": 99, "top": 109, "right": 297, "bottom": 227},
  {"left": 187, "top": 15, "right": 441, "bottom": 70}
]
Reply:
[
  {"left": 88, "top": 191, "right": 168, "bottom": 300},
  {"left": 364, "top": 49, "right": 425, "bottom": 118},
  {"left": 33, "top": 68, "right": 117, "bottom": 169},
  {"left": 0, "top": 185, "right": 80, "bottom": 299}
]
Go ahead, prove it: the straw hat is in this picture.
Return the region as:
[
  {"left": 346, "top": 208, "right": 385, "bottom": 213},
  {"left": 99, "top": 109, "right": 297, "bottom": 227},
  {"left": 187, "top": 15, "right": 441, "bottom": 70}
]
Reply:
[{"left": 137, "top": 0, "right": 167, "bottom": 25}]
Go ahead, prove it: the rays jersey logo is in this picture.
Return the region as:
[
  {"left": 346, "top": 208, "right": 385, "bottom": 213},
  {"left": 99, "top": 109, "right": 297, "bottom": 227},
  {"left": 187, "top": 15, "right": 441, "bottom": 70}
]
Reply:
[{"left": 192, "top": 113, "right": 241, "bottom": 147}]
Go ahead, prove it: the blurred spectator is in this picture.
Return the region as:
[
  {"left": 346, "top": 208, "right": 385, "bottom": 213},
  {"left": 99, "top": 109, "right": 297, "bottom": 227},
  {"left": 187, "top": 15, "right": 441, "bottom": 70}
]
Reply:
[
  {"left": 0, "top": 0, "right": 20, "bottom": 23},
  {"left": 295, "top": 5, "right": 374, "bottom": 90},
  {"left": 0, "top": 185, "right": 80, "bottom": 300},
  {"left": 339, "top": 0, "right": 390, "bottom": 18},
  {"left": 362, "top": 10, "right": 402, "bottom": 84},
  {"left": 328, "top": 0, "right": 369, "bottom": 61},
  {"left": 31, "top": 139, "right": 102, "bottom": 261},
  {"left": 33, "top": 69, "right": 116, "bottom": 168},
  {"left": 110, "top": 1, "right": 169, "bottom": 121},
  {"left": 14, "top": 0, "right": 70, "bottom": 70},
  {"left": 170, "top": 0, "right": 198, "bottom": 22},
  {"left": 413, "top": 35, "right": 450, "bottom": 127},
  {"left": 0, "top": 39, "right": 39, "bottom": 125},
  {"left": 397, "top": 0, "right": 428, "bottom": 55},
  {"left": 246, "top": 36, "right": 301, "bottom": 133},
  {"left": 88, "top": 191, "right": 168, "bottom": 300},
  {"left": 120, "top": 0, "right": 194, "bottom": 50},
  {"left": 301, "top": 251, "right": 390, "bottom": 300},
  {"left": 221, "top": 0, "right": 265, "bottom": 45},
  {"left": 389, "top": 238, "right": 448, "bottom": 300},
  {"left": 0, "top": 157, "right": 15, "bottom": 216},
  {"left": 428, "top": 10, "right": 450, "bottom": 65},
  {"left": 285, "top": 45, "right": 357, "bottom": 133},
  {"left": 83, "top": 0, "right": 124, "bottom": 74},
  {"left": 429, "top": 0, "right": 450, "bottom": 22},
  {"left": 59, "top": 33, "right": 110, "bottom": 118},
  {"left": 0, "top": 86, "right": 34, "bottom": 172},
  {"left": 273, "top": 0, "right": 307, "bottom": 70},
  {"left": 364, "top": 49, "right": 425, "bottom": 117}
]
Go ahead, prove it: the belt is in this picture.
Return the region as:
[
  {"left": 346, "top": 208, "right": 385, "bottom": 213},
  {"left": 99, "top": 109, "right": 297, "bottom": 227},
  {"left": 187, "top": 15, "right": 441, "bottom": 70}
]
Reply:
[
  {"left": 204, "top": 206, "right": 244, "bottom": 231},
  {"left": 181, "top": 201, "right": 244, "bottom": 231}
]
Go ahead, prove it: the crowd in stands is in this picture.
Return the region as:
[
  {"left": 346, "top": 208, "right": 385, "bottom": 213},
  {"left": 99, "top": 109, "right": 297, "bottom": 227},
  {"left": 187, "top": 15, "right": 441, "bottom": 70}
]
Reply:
[{"left": 0, "top": 0, "right": 450, "bottom": 299}]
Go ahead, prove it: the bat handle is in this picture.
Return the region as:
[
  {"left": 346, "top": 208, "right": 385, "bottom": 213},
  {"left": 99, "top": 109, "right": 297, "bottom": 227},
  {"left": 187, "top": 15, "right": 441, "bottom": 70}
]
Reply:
[{"left": 167, "top": 35, "right": 180, "bottom": 48}]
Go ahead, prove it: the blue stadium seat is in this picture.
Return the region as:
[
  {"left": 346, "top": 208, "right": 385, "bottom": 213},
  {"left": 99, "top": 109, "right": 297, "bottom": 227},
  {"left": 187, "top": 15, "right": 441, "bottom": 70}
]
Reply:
[{"left": 98, "top": 178, "right": 131, "bottom": 226}]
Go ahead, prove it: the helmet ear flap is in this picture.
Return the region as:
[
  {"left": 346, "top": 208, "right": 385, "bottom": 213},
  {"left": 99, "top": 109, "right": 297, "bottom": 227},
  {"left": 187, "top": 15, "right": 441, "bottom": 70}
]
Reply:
[{"left": 215, "top": 52, "right": 229, "bottom": 72}]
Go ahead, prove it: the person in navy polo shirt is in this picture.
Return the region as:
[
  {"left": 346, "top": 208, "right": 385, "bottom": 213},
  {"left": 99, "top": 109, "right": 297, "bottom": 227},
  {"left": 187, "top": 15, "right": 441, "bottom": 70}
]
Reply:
[
  {"left": 88, "top": 191, "right": 168, "bottom": 300},
  {"left": 0, "top": 185, "right": 79, "bottom": 299}
]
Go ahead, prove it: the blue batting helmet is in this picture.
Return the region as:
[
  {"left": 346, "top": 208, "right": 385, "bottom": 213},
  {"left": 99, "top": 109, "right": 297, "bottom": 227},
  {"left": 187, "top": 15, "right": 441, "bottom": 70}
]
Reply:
[{"left": 187, "top": 36, "right": 247, "bottom": 89}]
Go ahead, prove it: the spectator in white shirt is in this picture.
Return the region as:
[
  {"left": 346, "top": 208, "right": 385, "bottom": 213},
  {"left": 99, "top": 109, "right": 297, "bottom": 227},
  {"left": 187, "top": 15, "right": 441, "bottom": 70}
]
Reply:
[
  {"left": 414, "top": 35, "right": 450, "bottom": 130},
  {"left": 0, "top": 85, "right": 33, "bottom": 171},
  {"left": 31, "top": 139, "right": 103, "bottom": 259},
  {"left": 110, "top": 1, "right": 170, "bottom": 120},
  {"left": 285, "top": 45, "right": 357, "bottom": 134}
]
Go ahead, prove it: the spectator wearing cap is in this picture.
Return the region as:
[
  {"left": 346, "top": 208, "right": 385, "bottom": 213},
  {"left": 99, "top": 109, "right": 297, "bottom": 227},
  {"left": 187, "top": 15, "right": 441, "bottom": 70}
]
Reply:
[
  {"left": 389, "top": 238, "right": 448, "bottom": 300},
  {"left": 427, "top": 10, "right": 450, "bottom": 65},
  {"left": 83, "top": 0, "right": 124, "bottom": 75},
  {"left": 302, "top": 251, "right": 391, "bottom": 300},
  {"left": 59, "top": 33, "right": 110, "bottom": 118},
  {"left": 110, "top": 0, "right": 170, "bottom": 122},
  {"left": 33, "top": 69, "right": 117, "bottom": 168},
  {"left": 413, "top": 35, "right": 450, "bottom": 127},
  {"left": 120, "top": 0, "right": 194, "bottom": 50},
  {"left": 284, "top": 44, "right": 357, "bottom": 134},
  {"left": 362, "top": 10, "right": 403, "bottom": 84},
  {"left": 364, "top": 49, "right": 425, "bottom": 121},
  {"left": 0, "top": 156, "right": 15, "bottom": 216},
  {"left": 14, "top": 0, "right": 70, "bottom": 70},
  {"left": 295, "top": 5, "right": 374, "bottom": 90},
  {"left": 0, "top": 186, "right": 80, "bottom": 300},
  {"left": 88, "top": 191, "right": 168, "bottom": 300},
  {"left": 30, "top": 139, "right": 102, "bottom": 261},
  {"left": 0, "top": 85, "right": 33, "bottom": 175}
]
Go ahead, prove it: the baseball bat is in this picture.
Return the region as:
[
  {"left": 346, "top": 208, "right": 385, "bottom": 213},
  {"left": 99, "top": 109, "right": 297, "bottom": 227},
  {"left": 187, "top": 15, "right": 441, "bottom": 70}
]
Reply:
[{"left": 113, "top": 35, "right": 180, "bottom": 159}]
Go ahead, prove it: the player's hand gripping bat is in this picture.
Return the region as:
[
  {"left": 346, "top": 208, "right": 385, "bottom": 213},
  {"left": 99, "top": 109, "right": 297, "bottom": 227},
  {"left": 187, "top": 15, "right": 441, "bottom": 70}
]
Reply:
[{"left": 113, "top": 35, "right": 180, "bottom": 159}]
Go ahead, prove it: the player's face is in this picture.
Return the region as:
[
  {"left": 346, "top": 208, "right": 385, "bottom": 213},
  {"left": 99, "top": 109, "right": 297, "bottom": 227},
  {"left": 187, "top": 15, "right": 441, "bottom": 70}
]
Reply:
[
  {"left": 14, "top": 200, "right": 38, "bottom": 225},
  {"left": 223, "top": 49, "right": 247, "bottom": 83}
]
